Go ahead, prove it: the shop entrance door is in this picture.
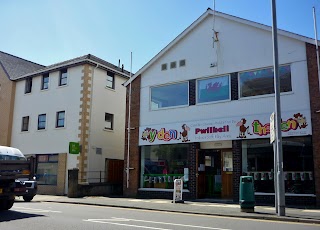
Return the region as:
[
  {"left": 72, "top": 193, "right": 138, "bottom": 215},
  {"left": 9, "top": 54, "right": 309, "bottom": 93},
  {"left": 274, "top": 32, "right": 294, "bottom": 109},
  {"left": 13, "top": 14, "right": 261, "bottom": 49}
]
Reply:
[
  {"left": 221, "top": 150, "right": 233, "bottom": 199},
  {"left": 197, "top": 150, "right": 222, "bottom": 198}
]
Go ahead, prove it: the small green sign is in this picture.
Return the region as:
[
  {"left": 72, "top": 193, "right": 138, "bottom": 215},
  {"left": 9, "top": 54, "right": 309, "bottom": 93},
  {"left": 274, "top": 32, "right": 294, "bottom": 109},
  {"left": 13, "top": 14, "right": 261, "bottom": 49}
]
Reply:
[{"left": 69, "top": 142, "right": 80, "bottom": 154}]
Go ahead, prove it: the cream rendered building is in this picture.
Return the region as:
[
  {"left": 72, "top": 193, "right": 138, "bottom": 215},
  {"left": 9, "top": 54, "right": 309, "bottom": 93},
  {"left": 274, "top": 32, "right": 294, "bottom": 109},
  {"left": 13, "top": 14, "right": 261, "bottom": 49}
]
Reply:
[{"left": 10, "top": 54, "right": 129, "bottom": 195}]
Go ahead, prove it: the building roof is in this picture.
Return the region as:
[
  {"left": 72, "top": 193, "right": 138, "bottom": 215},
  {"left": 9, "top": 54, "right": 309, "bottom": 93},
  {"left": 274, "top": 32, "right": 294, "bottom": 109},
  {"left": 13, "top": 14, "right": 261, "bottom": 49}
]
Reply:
[
  {"left": 16, "top": 54, "right": 131, "bottom": 80},
  {"left": 0, "top": 51, "right": 44, "bottom": 80},
  {"left": 124, "top": 8, "right": 316, "bottom": 87}
]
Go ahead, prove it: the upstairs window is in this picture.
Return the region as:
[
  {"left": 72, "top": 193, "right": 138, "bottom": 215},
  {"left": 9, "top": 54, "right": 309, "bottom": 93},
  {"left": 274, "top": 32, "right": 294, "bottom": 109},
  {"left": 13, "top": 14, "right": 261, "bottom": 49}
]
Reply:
[
  {"left": 106, "top": 71, "right": 115, "bottom": 89},
  {"left": 38, "top": 114, "right": 46, "bottom": 130},
  {"left": 197, "top": 75, "right": 230, "bottom": 104},
  {"left": 151, "top": 82, "right": 189, "bottom": 110},
  {"left": 56, "top": 111, "right": 65, "bottom": 128},
  {"left": 25, "top": 77, "right": 33, "bottom": 94},
  {"left": 41, "top": 73, "right": 49, "bottom": 90},
  {"left": 21, "top": 116, "right": 29, "bottom": 132},
  {"left": 105, "top": 113, "right": 114, "bottom": 130},
  {"left": 59, "top": 69, "right": 68, "bottom": 86},
  {"left": 239, "top": 65, "right": 292, "bottom": 98}
]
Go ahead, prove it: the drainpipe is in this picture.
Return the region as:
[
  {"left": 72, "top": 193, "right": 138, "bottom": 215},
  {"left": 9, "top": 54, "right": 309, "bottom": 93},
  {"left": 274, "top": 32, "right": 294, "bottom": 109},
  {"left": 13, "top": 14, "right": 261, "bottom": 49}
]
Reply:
[{"left": 126, "top": 52, "right": 133, "bottom": 188}]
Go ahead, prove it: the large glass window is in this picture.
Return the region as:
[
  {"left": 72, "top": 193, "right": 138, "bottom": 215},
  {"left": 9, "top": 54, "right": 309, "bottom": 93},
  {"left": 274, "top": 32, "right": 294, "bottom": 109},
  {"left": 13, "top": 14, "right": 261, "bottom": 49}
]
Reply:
[
  {"left": 197, "top": 75, "right": 230, "bottom": 103},
  {"left": 36, "top": 154, "right": 58, "bottom": 185},
  {"left": 239, "top": 65, "right": 292, "bottom": 98},
  {"left": 140, "top": 144, "right": 189, "bottom": 190},
  {"left": 242, "top": 136, "right": 314, "bottom": 194},
  {"left": 151, "top": 82, "right": 188, "bottom": 110}
]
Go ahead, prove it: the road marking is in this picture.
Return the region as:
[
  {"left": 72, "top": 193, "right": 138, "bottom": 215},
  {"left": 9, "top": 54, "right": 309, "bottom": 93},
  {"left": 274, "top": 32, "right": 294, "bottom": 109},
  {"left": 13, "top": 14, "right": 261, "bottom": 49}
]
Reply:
[
  {"left": 84, "top": 217, "right": 231, "bottom": 230},
  {"left": 84, "top": 219, "right": 171, "bottom": 229},
  {"left": 13, "top": 206, "right": 61, "bottom": 213},
  {"left": 302, "top": 210, "right": 320, "bottom": 213}
]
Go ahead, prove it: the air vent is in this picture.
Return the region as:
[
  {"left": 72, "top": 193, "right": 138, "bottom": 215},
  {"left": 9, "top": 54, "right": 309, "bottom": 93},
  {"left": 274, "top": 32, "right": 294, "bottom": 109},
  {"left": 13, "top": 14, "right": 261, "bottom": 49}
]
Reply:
[{"left": 170, "top": 61, "right": 176, "bottom": 69}]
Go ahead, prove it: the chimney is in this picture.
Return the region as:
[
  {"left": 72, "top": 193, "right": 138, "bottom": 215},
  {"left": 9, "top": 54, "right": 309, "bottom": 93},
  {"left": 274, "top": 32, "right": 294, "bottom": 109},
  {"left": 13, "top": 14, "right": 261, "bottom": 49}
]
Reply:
[
  {"left": 118, "top": 59, "right": 120, "bottom": 68},
  {"left": 121, "top": 64, "right": 124, "bottom": 72}
]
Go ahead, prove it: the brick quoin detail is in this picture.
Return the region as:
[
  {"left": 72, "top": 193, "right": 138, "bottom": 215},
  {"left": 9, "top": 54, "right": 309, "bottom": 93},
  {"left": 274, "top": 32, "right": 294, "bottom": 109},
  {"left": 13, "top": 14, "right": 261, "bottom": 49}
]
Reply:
[{"left": 306, "top": 43, "right": 320, "bottom": 206}]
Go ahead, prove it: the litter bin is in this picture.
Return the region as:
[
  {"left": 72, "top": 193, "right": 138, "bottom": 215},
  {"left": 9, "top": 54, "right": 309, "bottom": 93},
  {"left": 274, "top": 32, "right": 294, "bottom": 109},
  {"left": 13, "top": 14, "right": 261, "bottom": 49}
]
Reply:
[{"left": 239, "top": 176, "right": 255, "bottom": 212}]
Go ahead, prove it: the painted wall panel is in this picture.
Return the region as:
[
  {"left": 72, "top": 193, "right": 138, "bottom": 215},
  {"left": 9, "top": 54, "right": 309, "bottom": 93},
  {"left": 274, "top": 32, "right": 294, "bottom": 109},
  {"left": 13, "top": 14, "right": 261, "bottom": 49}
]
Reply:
[{"left": 139, "top": 15, "right": 310, "bottom": 127}]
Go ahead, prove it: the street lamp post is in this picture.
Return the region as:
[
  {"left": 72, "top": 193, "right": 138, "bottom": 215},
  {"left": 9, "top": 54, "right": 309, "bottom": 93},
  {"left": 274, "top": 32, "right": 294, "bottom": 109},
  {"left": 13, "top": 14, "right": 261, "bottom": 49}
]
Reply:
[{"left": 271, "top": 0, "right": 286, "bottom": 216}]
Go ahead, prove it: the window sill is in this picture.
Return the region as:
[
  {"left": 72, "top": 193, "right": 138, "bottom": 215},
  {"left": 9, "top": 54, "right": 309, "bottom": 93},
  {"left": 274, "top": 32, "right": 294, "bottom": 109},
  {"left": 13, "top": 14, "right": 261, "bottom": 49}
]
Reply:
[
  {"left": 20, "top": 130, "right": 30, "bottom": 133},
  {"left": 150, "top": 104, "right": 189, "bottom": 111},
  {"left": 55, "top": 126, "right": 66, "bottom": 130},
  {"left": 40, "top": 88, "right": 49, "bottom": 92},
  {"left": 58, "top": 84, "right": 68, "bottom": 88},
  {"left": 238, "top": 91, "right": 293, "bottom": 101},
  {"left": 37, "top": 129, "right": 47, "bottom": 132},
  {"left": 103, "top": 128, "right": 114, "bottom": 132},
  {"left": 105, "top": 87, "right": 116, "bottom": 92}
]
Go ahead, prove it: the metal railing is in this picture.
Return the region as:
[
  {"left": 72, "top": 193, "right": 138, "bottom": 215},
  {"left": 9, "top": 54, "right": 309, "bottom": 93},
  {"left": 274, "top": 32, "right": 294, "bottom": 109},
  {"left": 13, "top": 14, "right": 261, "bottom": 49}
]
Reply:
[{"left": 78, "top": 171, "right": 106, "bottom": 184}]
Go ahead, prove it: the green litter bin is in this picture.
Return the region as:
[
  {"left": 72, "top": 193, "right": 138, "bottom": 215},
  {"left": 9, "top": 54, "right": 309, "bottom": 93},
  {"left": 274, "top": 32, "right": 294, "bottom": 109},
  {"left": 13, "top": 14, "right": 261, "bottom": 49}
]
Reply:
[{"left": 239, "top": 176, "right": 255, "bottom": 212}]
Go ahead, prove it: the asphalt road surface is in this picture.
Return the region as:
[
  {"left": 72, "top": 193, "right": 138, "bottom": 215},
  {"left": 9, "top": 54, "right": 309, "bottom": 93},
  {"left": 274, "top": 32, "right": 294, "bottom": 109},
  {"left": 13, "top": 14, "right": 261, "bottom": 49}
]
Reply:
[{"left": 0, "top": 201, "right": 319, "bottom": 230}]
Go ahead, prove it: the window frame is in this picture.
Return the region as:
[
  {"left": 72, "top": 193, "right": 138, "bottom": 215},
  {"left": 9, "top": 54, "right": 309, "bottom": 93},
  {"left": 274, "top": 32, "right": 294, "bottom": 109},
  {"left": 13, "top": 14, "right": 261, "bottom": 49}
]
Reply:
[
  {"left": 56, "top": 111, "right": 65, "bottom": 128},
  {"left": 150, "top": 81, "right": 189, "bottom": 110},
  {"left": 41, "top": 73, "right": 49, "bottom": 90},
  {"left": 21, "top": 116, "right": 29, "bottom": 132},
  {"left": 104, "top": 113, "right": 114, "bottom": 130},
  {"left": 37, "top": 114, "right": 46, "bottom": 130},
  {"left": 106, "top": 71, "right": 115, "bottom": 89},
  {"left": 196, "top": 74, "right": 231, "bottom": 104},
  {"left": 24, "top": 77, "right": 33, "bottom": 94},
  {"left": 59, "top": 69, "right": 68, "bottom": 86},
  {"left": 238, "top": 64, "right": 292, "bottom": 99}
]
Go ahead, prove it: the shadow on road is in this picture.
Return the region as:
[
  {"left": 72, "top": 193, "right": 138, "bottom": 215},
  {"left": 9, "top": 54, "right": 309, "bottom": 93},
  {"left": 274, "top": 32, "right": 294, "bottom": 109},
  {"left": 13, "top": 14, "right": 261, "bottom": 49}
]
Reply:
[{"left": 0, "top": 210, "right": 44, "bottom": 222}]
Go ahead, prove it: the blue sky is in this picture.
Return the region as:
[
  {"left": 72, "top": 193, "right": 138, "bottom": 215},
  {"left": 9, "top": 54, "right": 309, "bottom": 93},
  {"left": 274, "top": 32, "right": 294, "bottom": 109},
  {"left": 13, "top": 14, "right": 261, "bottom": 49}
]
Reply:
[{"left": 0, "top": 0, "right": 319, "bottom": 73}]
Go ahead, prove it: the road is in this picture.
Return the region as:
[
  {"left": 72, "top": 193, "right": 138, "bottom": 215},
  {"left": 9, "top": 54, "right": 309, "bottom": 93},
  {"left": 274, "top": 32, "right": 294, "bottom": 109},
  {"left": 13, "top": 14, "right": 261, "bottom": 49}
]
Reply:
[{"left": 0, "top": 201, "right": 319, "bottom": 230}]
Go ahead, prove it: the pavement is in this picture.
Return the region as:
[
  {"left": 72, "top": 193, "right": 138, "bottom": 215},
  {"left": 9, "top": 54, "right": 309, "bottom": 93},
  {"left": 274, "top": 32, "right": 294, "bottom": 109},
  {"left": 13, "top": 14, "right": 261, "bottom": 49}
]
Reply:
[{"left": 15, "top": 195, "right": 320, "bottom": 225}]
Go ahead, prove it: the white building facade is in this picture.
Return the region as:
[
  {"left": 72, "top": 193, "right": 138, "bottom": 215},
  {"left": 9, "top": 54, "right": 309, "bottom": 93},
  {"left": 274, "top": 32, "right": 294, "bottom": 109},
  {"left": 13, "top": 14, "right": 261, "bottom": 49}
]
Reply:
[
  {"left": 11, "top": 55, "right": 129, "bottom": 195},
  {"left": 124, "top": 9, "right": 319, "bottom": 206}
]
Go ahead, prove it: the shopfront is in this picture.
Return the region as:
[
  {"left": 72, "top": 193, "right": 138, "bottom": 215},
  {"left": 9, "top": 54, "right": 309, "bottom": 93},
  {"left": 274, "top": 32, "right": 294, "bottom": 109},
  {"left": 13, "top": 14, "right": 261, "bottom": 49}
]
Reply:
[
  {"left": 138, "top": 110, "right": 315, "bottom": 203},
  {"left": 242, "top": 136, "right": 315, "bottom": 203}
]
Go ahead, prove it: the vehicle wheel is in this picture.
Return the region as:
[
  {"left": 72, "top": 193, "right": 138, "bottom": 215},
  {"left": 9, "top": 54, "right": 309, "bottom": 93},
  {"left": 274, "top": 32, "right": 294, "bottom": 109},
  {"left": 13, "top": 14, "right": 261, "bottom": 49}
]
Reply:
[
  {"left": 0, "top": 199, "right": 14, "bottom": 211},
  {"left": 0, "top": 200, "right": 5, "bottom": 211},
  {"left": 23, "top": 196, "right": 33, "bottom": 202},
  {"left": 5, "top": 199, "right": 14, "bottom": 210}
]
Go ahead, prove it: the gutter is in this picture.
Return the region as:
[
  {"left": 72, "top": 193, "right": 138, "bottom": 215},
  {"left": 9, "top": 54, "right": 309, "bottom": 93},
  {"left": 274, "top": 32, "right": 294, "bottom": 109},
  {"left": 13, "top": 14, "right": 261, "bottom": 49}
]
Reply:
[{"left": 15, "top": 59, "right": 130, "bottom": 81}]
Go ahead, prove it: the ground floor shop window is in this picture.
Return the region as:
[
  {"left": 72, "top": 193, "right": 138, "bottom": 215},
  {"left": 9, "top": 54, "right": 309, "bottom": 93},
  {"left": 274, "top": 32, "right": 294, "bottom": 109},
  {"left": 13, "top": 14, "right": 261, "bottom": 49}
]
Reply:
[
  {"left": 140, "top": 144, "right": 189, "bottom": 190},
  {"left": 36, "top": 154, "right": 58, "bottom": 185},
  {"left": 242, "top": 136, "right": 315, "bottom": 194}
]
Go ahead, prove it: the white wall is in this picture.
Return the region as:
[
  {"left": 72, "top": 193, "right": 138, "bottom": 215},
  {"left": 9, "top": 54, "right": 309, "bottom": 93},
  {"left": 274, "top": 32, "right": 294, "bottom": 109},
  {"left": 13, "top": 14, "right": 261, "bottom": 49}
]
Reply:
[
  {"left": 87, "top": 67, "right": 127, "bottom": 173},
  {"left": 139, "top": 14, "right": 310, "bottom": 126},
  {"left": 11, "top": 66, "right": 83, "bottom": 171}
]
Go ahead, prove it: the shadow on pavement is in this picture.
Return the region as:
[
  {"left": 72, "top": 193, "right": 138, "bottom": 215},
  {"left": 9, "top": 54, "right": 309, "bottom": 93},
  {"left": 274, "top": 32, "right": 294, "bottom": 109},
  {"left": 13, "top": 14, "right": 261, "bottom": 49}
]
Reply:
[{"left": 0, "top": 210, "right": 44, "bottom": 222}]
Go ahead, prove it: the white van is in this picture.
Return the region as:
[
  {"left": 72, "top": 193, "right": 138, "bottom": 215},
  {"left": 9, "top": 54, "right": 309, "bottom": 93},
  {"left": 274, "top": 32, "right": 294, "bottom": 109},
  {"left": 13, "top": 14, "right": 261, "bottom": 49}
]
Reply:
[
  {"left": 0, "top": 146, "right": 26, "bottom": 161},
  {"left": 0, "top": 146, "right": 37, "bottom": 202}
]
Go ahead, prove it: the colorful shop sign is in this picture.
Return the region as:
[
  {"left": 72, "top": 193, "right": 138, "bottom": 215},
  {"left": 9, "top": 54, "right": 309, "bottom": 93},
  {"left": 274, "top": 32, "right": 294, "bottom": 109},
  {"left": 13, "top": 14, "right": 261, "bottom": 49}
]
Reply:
[{"left": 139, "top": 111, "right": 312, "bottom": 146}]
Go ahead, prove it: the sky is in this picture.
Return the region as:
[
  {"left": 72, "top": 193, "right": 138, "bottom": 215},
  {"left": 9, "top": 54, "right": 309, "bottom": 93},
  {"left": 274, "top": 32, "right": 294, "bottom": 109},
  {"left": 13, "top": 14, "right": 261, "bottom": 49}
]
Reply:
[{"left": 1, "top": 0, "right": 320, "bottom": 73}]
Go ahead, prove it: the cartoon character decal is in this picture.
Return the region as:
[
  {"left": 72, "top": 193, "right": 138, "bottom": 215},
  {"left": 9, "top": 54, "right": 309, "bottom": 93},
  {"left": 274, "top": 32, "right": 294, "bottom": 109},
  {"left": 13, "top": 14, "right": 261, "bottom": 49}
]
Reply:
[
  {"left": 141, "top": 127, "right": 153, "bottom": 141},
  {"left": 178, "top": 124, "right": 190, "bottom": 142},
  {"left": 293, "top": 113, "right": 308, "bottom": 129},
  {"left": 236, "top": 118, "right": 253, "bottom": 138}
]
